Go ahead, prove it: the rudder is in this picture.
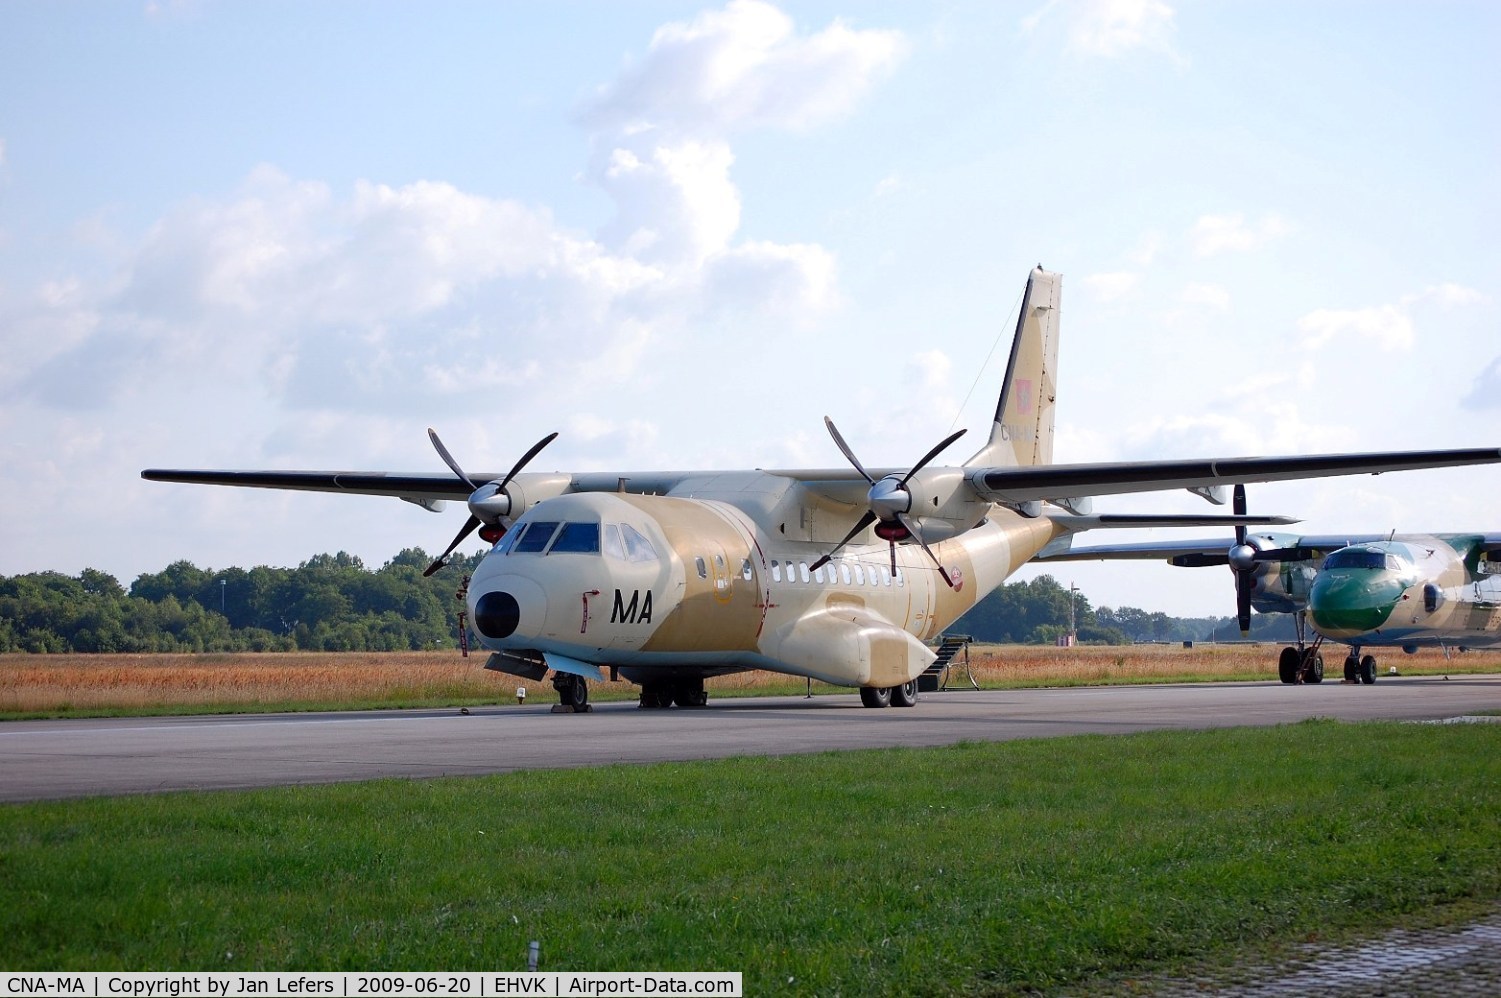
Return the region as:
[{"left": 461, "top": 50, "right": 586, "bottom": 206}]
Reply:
[{"left": 965, "top": 266, "right": 1060, "bottom": 469}]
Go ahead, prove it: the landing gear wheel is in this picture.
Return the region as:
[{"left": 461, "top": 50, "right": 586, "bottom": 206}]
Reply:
[
  {"left": 890, "top": 680, "right": 919, "bottom": 708},
  {"left": 1344, "top": 653, "right": 1359, "bottom": 682},
  {"left": 860, "top": 685, "right": 893, "bottom": 708},
  {"left": 672, "top": 680, "right": 708, "bottom": 708},
  {"left": 1278, "top": 647, "right": 1300, "bottom": 685},
  {"left": 639, "top": 683, "right": 672, "bottom": 709},
  {"left": 554, "top": 673, "right": 589, "bottom": 709},
  {"left": 1300, "top": 649, "right": 1324, "bottom": 684},
  {"left": 1359, "top": 655, "right": 1378, "bottom": 685}
]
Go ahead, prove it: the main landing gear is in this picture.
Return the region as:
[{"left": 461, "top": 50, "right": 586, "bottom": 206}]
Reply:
[
  {"left": 638, "top": 678, "right": 709, "bottom": 709},
  {"left": 1273, "top": 612, "right": 1376, "bottom": 685},
  {"left": 860, "top": 680, "right": 919, "bottom": 708},
  {"left": 1275, "top": 610, "right": 1326, "bottom": 684}
]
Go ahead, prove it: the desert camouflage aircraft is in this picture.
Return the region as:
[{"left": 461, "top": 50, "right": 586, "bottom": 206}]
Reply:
[
  {"left": 1037, "top": 517, "right": 1501, "bottom": 685},
  {"left": 143, "top": 267, "right": 1501, "bottom": 710}
]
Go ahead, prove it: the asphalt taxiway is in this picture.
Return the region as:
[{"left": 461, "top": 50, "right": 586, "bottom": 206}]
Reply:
[{"left": 2, "top": 675, "right": 1499, "bottom": 801}]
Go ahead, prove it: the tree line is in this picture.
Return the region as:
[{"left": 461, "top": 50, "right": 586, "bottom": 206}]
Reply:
[
  {"left": 0, "top": 552, "right": 1246, "bottom": 654},
  {"left": 0, "top": 550, "right": 481, "bottom": 653}
]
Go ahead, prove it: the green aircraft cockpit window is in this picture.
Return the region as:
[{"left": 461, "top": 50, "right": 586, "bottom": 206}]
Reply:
[
  {"left": 601, "top": 522, "right": 660, "bottom": 563},
  {"left": 513, "top": 521, "right": 561, "bottom": 554},
  {"left": 549, "top": 522, "right": 601, "bottom": 554},
  {"left": 1323, "top": 549, "right": 1401, "bottom": 571}
]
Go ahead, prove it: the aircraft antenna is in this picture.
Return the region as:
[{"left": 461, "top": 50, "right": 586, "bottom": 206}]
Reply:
[{"left": 949, "top": 282, "right": 1026, "bottom": 433}]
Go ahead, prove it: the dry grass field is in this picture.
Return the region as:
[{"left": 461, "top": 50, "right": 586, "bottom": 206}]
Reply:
[{"left": 2, "top": 644, "right": 1499, "bottom": 717}]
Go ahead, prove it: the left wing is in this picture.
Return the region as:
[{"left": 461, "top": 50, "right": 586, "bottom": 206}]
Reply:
[{"left": 969, "top": 448, "right": 1501, "bottom": 507}]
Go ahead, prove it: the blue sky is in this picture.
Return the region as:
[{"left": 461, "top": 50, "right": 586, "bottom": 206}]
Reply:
[{"left": 2, "top": 0, "right": 1498, "bottom": 618}]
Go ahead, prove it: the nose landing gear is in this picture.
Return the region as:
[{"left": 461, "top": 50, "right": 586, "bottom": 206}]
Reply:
[{"left": 551, "top": 673, "right": 592, "bottom": 713}]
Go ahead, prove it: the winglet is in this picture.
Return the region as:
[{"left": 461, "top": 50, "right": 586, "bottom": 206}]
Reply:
[{"left": 965, "top": 267, "right": 1061, "bottom": 469}]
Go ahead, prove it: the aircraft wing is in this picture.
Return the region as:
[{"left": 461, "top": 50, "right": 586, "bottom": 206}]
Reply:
[
  {"left": 144, "top": 446, "right": 1501, "bottom": 511},
  {"left": 970, "top": 447, "right": 1501, "bottom": 505},
  {"left": 140, "top": 470, "right": 479, "bottom": 504},
  {"left": 1035, "top": 532, "right": 1415, "bottom": 566}
]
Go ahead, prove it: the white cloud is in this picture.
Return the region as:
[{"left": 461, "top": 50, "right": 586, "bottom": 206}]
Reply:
[
  {"left": 1296, "top": 282, "right": 1484, "bottom": 352},
  {"left": 582, "top": 0, "right": 907, "bottom": 135},
  {"left": 1023, "top": 0, "right": 1179, "bottom": 59},
  {"left": 1189, "top": 213, "right": 1291, "bottom": 257},
  {"left": 1297, "top": 304, "right": 1412, "bottom": 351}
]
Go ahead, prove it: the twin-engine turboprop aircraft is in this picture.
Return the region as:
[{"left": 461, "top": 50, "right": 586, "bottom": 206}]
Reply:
[
  {"left": 143, "top": 267, "right": 1501, "bottom": 710},
  {"left": 1038, "top": 518, "right": 1501, "bottom": 684}
]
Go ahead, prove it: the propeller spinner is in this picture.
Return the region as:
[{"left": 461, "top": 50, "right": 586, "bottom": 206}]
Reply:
[
  {"left": 811, "top": 417, "right": 966, "bottom": 588},
  {"left": 422, "top": 428, "right": 559, "bottom": 577}
]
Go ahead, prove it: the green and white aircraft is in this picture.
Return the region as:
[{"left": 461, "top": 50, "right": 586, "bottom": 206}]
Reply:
[
  {"left": 143, "top": 267, "right": 1501, "bottom": 710},
  {"left": 1037, "top": 508, "right": 1501, "bottom": 684}
]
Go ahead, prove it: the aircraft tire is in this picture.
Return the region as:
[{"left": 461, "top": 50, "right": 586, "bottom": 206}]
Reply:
[
  {"left": 1344, "top": 654, "right": 1359, "bottom": 682},
  {"left": 860, "top": 685, "right": 892, "bottom": 708},
  {"left": 1359, "top": 655, "right": 1378, "bottom": 685},
  {"left": 552, "top": 673, "right": 589, "bottom": 709},
  {"left": 1301, "top": 650, "right": 1324, "bottom": 684},
  {"left": 672, "top": 681, "right": 708, "bottom": 708},
  {"left": 639, "top": 684, "right": 671, "bottom": 709},
  {"left": 890, "top": 680, "right": 919, "bottom": 708},
  {"left": 1278, "top": 647, "right": 1300, "bottom": 684}
]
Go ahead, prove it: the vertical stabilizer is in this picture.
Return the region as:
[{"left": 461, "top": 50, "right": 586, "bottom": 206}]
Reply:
[{"left": 965, "top": 267, "right": 1061, "bottom": 469}]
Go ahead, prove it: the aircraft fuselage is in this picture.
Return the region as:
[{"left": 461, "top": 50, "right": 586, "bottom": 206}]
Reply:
[{"left": 467, "top": 485, "right": 1060, "bottom": 689}]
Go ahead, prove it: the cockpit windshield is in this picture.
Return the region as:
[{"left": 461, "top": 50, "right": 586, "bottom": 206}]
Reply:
[
  {"left": 501, "top": 518, "right": 658, "bottom": 560},
  {"left": 512, "top": 521, "right": 561, "bottom": 554},
  {"left": 549, "top": 522, "right": 601, "bottom": 554},
  {"left": 1323, "top": 548, "right": 1403, "bottom": 571}
]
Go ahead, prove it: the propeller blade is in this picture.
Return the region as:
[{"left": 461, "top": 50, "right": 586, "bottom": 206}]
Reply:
[
  {"left": 425, "top": 514, "right": 481, "bottom": 577},
  {"left": 810, "top": 511, "right": 878, "bottom": 573},
  {"left": 822, "top": 417, "right": 876, "bottom": 485},
  {"left": 497, "top": 431, "right": 560, "bottom": 490},
  {"left": 1232, "top": 483, "right": 1247, "bottom": 546},
  {"left": 899, "top": 428, "right": 967, "bottom": 486},
  {"left": 1236, "top": 574, "right": 1252, "bottom": 635},
  {"left": 427, "top": 428, "right": 478, "bottom": 490},
  {"left": 897, "top": 512, "right": 955, "bottom": 589}
]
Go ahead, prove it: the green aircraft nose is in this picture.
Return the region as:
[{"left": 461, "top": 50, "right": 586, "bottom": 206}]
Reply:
[{"left": 1309, "top": 570, "right": 1403, "bottom": 637}]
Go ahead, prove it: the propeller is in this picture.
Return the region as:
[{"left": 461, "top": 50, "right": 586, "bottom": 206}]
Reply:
[
  {"left": 810, "top": 417, "right": 966, "bottom": 588},
  {"left": 1226, "top": 483, "right": 1256, "bottom": 634},
  {"left": 422, "top": 428, "right": 559, "bottom": 577}
]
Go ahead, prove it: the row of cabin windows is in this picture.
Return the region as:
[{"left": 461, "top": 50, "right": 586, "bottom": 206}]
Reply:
[
  {"left": 497, "top": 520, "right": 659, "bottom": 563},
  {"left": 689, "top": 557, "right": 905, "bottom": 588}
]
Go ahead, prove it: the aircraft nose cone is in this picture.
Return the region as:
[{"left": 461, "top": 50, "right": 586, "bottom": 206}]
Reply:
[
  {"left": 474, "top": 591, "right": 522, "bottom": 640},
  {"left": 1309, "top": 571, "right": 1402, "bottom": 637}
]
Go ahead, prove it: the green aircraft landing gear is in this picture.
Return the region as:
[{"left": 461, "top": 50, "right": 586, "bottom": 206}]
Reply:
[
  {"left": 1300, "top": 648, "right": 1324, "bottom": 684},
  {"left": 1359, "top": 654, "right": 1378, "bottom": 685},
  {"left": 1278, "top": 646, "right": 1301, "bottom": 684}
]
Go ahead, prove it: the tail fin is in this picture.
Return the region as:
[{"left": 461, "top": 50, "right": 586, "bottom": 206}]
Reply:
[{"left": 965, "top": 266, "right": 1061, "bottom": 469}]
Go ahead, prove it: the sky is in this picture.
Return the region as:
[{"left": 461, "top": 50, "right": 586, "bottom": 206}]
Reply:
[{"left": 1, "top": 0, "right": 1498, "bottom": 619}]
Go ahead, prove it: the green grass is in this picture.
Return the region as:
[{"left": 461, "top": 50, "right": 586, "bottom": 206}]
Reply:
[{"left": 2, "top": 721, "right": 1498, "bottom": 994}]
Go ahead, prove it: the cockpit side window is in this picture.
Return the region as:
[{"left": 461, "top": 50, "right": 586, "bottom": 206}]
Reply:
[
  {"left": 603, "top": 523, "right": 627, "bottom": 560},
  {"left": 620, "top": 523, "right": 660, "bottom": 563},
  {"left": 549, "top": 522, "right": 601, "bottom": 554},
  {"left": 513, "top": 521, "right": 561, "bottom": 554},
  {"left": 493, "top": 528, "right": 522, "bottom": 556}
]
